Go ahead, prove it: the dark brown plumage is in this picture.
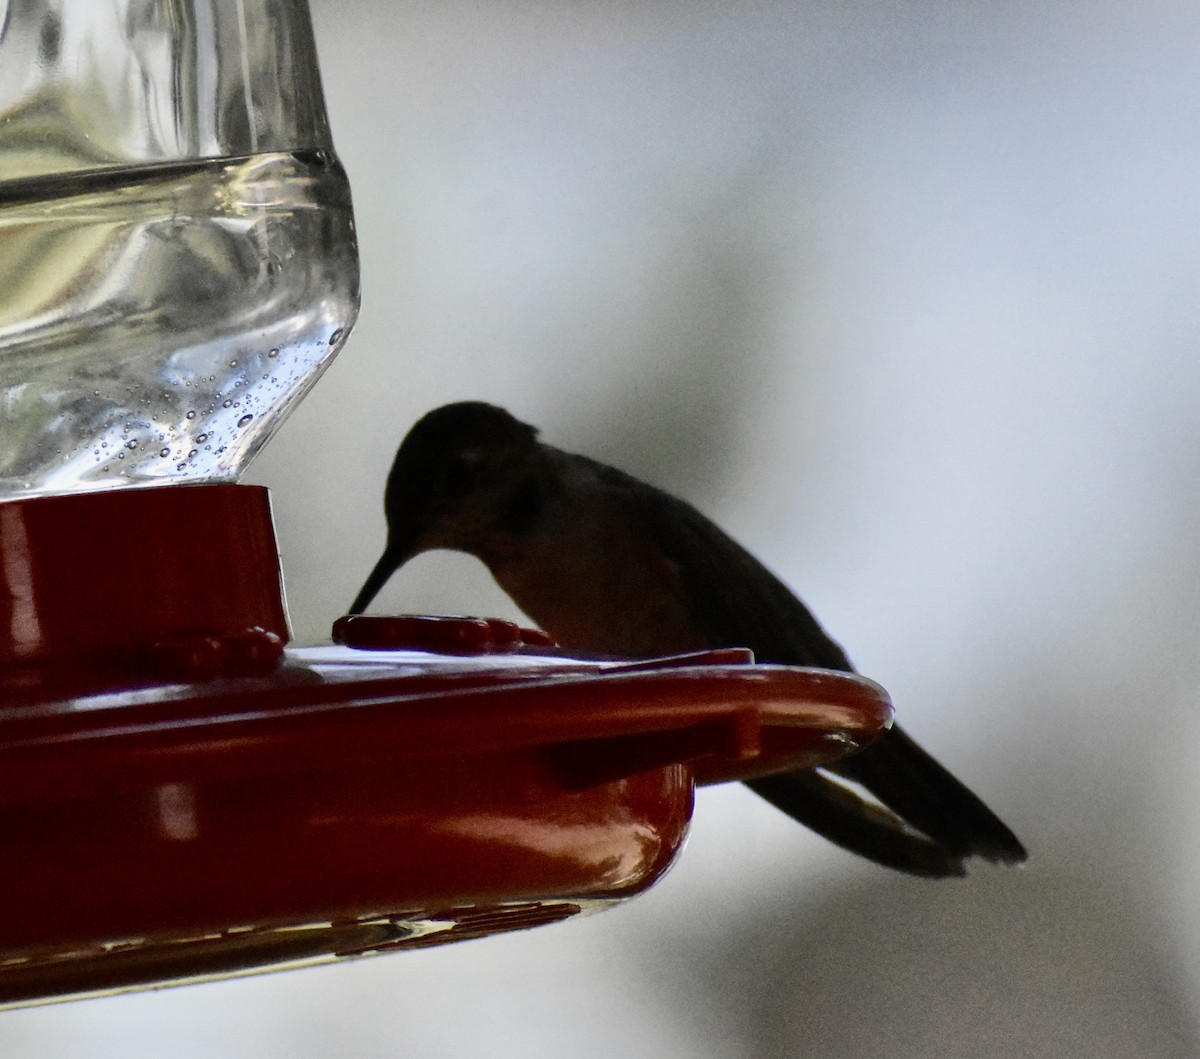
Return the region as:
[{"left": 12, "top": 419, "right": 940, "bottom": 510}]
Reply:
[{"left": 350, "top": 401, "right": 1026, "bottom": 877}]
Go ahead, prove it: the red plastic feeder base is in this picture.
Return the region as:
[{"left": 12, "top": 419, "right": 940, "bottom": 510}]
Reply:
[{"left": 0, "top": 485, "right": 892, "bottom": 1006}]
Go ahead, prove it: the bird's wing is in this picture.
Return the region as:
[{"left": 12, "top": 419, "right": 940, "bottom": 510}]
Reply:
[
  {"left": 583, "top": 460, "right": 853, "bottom": 670},
  {"left": 586, "top": 462, "right": 1025, "bottom": 874}
]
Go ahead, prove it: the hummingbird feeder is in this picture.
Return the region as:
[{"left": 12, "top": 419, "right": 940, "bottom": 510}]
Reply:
[{"left": 0, "top": 0, "right": 892, "bottom": 1008}]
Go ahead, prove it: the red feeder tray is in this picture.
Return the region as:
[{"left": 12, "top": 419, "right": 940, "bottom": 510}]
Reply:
[{"left": 0, "top": 484, "right": 892, "bottom": 1006}]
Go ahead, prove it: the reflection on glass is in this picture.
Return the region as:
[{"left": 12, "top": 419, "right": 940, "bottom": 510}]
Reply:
[{"left": 0, "top": 1, "right": 360, "bottom": 496}]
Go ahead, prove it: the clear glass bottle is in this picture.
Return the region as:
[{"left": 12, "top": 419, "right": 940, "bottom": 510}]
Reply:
[{"left": 0, "top": 0, "right": 360, "bottom": 497}]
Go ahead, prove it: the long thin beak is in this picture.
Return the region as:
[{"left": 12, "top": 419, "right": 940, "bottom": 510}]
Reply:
[
  {"left": 348, "top": 551, "right": 397, "bottom": 615},
  {"left": 347, "top": 540, "right": 417, "bottom": 615}
]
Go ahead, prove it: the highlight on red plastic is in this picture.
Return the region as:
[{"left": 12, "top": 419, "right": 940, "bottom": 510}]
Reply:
[
  {"left": 0, "top": 483, "right": 893, "bottom": 1007},
  {"left": 0, "top": 484, "right": 287, "bottom": 670}
]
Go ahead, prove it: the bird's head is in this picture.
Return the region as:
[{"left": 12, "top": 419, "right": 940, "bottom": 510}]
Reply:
[{"left": 349, "top": 402, "right": 547, "bottom": 613}]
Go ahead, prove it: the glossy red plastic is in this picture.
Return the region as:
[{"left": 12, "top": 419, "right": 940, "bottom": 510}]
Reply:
[
  {"left": 0, "top": 484, "right": 287, "bottom": 668},
  {"left": 0, "top": 485, "right": 893, "bottom": 1007}
]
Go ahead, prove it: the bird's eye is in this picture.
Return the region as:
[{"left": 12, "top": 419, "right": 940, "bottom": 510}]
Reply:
[{"left": 440, "top": 450, "right": 481, "bottom": 496}]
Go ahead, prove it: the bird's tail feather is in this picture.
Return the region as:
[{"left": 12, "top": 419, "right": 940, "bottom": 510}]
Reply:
[
  {"left": 747, "top": 769, "right": 969, "bottom": 878},
  {"left": 833, "top": 724, "right": 1027, "bottom": 867},
  {"left": 746, "top": 725, "right": 1026, "bottom": 877}
]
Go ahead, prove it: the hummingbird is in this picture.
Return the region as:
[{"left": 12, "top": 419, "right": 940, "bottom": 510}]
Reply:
[{"left": 349, "top": 401, "right": 1026, "bottom": 877}]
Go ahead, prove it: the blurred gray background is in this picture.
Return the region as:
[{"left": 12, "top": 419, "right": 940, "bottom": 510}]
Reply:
[{"left": 6, "top": 0, "right": 1200, "bottom": 1055}]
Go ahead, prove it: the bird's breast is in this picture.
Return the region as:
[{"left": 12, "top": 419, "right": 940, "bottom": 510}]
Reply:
[{"left": 483, "top": 511, "right": 706, "bottom": 659}]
